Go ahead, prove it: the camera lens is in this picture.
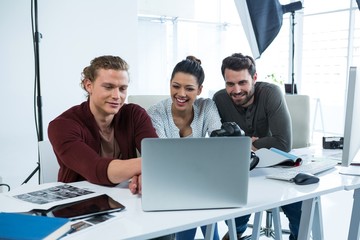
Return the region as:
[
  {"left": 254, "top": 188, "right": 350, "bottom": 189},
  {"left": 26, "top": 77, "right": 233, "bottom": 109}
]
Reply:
[{"left": 330, "top": 141, "right": 338, "bottom": 149}]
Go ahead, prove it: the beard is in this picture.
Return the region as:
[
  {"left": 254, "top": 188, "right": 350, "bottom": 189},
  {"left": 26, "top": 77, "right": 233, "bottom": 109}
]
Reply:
[{"left": 230, "top": 87, "right": 255, "bottom": 107}]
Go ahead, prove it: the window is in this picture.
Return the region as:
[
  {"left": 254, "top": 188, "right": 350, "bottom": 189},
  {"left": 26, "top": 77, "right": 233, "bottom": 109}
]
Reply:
[
  {"left": 301, "top": 0, "right": 359, "bottom": 135},
  {"left": 137, "top": 0, "right": 359, "bottom": 138}
]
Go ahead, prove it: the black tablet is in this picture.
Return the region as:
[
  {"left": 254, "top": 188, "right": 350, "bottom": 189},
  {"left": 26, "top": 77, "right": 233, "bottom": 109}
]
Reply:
[{"left": 38, "top": 194, "right": 125, "bottom": 220}]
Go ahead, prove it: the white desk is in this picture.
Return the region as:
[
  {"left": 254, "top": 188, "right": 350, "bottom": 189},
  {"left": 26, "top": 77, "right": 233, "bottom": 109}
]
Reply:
[
  {"left": 0, "top": 168, "right": 346, "bottom": 240},
  {"left": 250, "top": 167, "right": 344, "bottom": 240},
  {"left": 293, "top": 146, "right": 360, "bottom": 240},
  {"left": 67, "top": 170, "right": 347, "bottom": 240},
  {"left": 333, "top": 171, "right": 360, "bottom": 240}
]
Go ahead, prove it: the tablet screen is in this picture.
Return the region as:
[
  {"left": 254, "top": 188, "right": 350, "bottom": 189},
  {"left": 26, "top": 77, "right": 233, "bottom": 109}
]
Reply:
[{"left": 44, "top": 194, "right": 125, "bottom": 220}]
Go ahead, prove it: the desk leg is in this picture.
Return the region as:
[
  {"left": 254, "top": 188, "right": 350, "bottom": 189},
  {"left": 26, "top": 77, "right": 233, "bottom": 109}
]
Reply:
[
  {"left": 204, "top": 223, "right": 215, "bottom": 240},
  {"left": 348, "top": 188, "right": 360, "bottom": 240},
  {"left": 272, "top": 207, "right": 283, "bottom": 240},
  {"left": 251, "top": 212, "right": 263, "bottom": 240},
  {"left": 225, "top": 219, "right": 237, "bottom": 240},
  {"left": 311, "top": 197, "right": 324, "bottom": 239},
  {"left": 298, "top": 196, "right": 323, "bottom": 240}
]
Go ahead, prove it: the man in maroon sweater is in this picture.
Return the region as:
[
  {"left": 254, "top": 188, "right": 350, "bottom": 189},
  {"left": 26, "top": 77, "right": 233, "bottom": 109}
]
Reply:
[{"left": 48, "top": 55, "right": 157, "bottom": 194}]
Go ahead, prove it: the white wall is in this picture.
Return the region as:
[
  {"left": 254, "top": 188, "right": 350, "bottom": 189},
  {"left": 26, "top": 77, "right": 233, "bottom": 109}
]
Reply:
[
  {"left": 138, "top": 0, "right": 195, "bottom": 18},
  {"left": 0, "top": 0, "right": 137, "bottom": 189}
]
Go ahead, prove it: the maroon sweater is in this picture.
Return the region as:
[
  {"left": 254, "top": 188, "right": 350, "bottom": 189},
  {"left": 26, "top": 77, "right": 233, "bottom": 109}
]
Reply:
[{"left": 48, "top": 101, "right": 158, "bottom": 186}]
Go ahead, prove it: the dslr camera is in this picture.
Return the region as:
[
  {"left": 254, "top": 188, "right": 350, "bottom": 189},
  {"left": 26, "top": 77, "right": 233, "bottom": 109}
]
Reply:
[
  {"left": 322, "top": 136, "right": 344, "bottom": 149},
  {"left": 210, "top": 122, "right": 245, "bottom": 137}
]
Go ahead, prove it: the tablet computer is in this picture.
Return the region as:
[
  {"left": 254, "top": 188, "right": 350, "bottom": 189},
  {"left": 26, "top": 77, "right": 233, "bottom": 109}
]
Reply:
[{"left": 35, "top": 194, "right": 125, "bottom": 220}]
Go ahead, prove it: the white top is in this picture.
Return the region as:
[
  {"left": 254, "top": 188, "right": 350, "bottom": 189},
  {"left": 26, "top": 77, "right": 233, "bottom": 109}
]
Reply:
[{"left": 147, "top": 97, "right": 222, "bottom": 138}]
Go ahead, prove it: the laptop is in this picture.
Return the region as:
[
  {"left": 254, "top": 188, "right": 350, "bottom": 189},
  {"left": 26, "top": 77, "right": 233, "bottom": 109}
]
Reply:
[{"left": 141, "top": 137, "right": 251, "bottom": 211}]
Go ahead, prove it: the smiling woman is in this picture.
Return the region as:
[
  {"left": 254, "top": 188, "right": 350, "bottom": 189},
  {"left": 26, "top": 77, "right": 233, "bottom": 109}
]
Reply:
[
  {"left": 147, "top": 56, "right": 222, "bottom": 139},
  {"left": 147, "top": 56, "right": 222, "bottom": 240}
]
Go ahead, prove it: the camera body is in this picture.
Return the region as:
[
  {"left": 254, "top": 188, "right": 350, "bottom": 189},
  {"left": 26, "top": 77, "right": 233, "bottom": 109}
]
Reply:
[
  {"left": 210, "top": 122, "right": 245, "bottom": 137},
  {"left": 322, "top": 136, "right": 344, "bottom": 149}
]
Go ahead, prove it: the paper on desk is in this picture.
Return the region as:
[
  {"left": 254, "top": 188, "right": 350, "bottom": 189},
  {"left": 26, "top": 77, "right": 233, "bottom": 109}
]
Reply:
[
  {"left": 255, "top": 148, "right": 302, "bottom": 168},
  {"left": 0, "top": 182, "right": 101, "bottom": 213},
  {"left": 339, "top": 166, "right": 360, "bottom": 176}
]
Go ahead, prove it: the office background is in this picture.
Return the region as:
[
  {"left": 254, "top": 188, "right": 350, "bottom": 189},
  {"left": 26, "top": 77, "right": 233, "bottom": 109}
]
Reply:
[{"left": 0, "top": 0, "right": 359, "bottom": 189}]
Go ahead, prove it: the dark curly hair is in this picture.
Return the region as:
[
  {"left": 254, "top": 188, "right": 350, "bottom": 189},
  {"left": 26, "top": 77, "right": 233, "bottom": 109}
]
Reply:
[{"left": 221, "top": 53, "right": 256, "bottom": 79}]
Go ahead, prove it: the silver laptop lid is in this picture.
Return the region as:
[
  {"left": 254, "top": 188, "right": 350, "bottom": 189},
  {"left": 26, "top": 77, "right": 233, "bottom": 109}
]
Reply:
[{"left": 141, "top": 137, "right": 251, "bottom": 211}]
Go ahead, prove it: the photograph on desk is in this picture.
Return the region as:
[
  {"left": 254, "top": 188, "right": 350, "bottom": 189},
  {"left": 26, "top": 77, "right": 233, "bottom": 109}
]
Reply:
[
  {"left": 13, "top": 184, "right": 94, "bottom": 204},
  {"left": 66, "top": 214, "right": 117, "bottom": 235},
  {"left": 1, "top": 183, "right": 103, "bottom": 213}
]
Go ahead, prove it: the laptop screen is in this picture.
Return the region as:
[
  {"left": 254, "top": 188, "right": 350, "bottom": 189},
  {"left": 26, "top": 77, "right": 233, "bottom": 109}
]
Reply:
[{"left": 141, "top": 137, "right": 251, "bottom": 211}]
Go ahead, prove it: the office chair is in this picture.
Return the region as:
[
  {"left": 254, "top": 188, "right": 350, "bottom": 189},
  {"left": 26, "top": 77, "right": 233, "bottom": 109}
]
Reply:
[
  {"left": 242, "top": 95, "right": 311, "bottom": 240},
  {"left": 241, "top": 209, "right": 290, "bottom": 240},
  {"left": 127, "top": 94, "right": 169, "bottom": 157},
  {"left": 285, "top": 94, "right": 311, "bottom": 149},
  {"left": 39, "top": 140, "right": 60, "bottom": 184},
  {"left": 127, "top": 94, "right": 169, "bottom": 110}
]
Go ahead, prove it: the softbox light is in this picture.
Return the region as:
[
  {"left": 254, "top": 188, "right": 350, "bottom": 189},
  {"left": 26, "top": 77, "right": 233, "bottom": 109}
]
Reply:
[{"left": 234, "top": 0, "right": 302, "bottom": 59}]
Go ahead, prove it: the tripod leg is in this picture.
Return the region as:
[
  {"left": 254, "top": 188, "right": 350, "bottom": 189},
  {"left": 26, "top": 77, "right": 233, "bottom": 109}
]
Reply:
[{"left": 22, "top": 163, "right": 39, "bottom": 185}]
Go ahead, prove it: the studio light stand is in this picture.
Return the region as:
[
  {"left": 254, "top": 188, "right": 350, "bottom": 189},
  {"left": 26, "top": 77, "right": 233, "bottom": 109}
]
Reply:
[
  {"left": 289, "top": 11, "right": 297, "bottom": 94},
  {"left": 285, "top": 2, "right": 303, "bottom": 94},
  {"left": 22, "top": 0, "right": 43, "bottom": 185}
]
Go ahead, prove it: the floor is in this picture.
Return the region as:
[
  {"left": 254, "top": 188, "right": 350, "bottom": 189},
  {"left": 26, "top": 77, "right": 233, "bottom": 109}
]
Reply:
[{"left": 194, "top": 188, "right": 354, "bottom": 239}]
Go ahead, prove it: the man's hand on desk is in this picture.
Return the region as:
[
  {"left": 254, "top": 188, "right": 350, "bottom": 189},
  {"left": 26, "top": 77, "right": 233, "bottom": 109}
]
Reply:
[
  {"left": 251, "top": 136, "right": 259, "bottom": 151},
  {"left": 129, "top": 174, "right": 142, "bottom": 194}
]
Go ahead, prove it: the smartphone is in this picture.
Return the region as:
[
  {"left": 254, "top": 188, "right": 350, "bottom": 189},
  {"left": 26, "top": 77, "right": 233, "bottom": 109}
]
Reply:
[{"left": 38, "top": 194, "right": 125, "bottom": 220}]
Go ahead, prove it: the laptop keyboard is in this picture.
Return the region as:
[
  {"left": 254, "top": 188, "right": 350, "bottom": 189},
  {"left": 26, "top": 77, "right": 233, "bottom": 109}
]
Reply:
[{"left": 266, "top": 160, "right": 338, "bottom": 181}]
